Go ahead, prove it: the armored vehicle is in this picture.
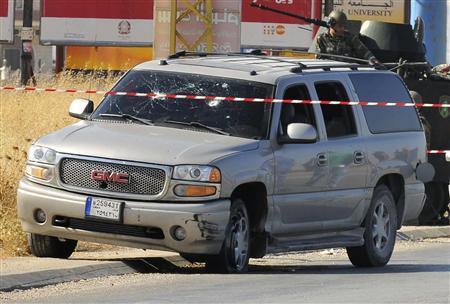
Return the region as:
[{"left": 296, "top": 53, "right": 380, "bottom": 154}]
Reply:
[{"left": 354, "top": 20, "right": 449, "bottom": 225}]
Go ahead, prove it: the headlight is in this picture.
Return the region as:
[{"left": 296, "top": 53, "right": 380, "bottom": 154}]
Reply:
[
  {"left": 28, "top": 145, "right": 58, "bottom": 164},
  {"left": 173, "top": 165, "right": 221, "bottom": 182}
]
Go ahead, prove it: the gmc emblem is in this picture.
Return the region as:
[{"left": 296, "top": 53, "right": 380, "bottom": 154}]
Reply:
[{"left": 91, "top": 170, "right": 130, "bottom": 184}]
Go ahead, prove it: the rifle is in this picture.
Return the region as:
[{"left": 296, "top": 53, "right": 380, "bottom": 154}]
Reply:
[{"left": 250, "top": 2, "right": 329, "bottom": 28}]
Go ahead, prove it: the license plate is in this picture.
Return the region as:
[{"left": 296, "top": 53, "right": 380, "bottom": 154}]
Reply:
[{"left": 85, "top": 197, "right": 123, "bottom": 222}]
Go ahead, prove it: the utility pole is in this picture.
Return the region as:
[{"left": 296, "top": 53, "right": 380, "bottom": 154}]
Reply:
[
  {"left": 20, "top": 0, "right": 35, "bottom": 86},
  {"left": 324, "top": 0, "right": 334, "bottom": 16}
]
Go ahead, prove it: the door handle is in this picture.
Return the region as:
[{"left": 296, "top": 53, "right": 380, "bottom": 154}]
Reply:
[
  {"left": 317, "top": 153, "right": 328, "bottom": 167},
  {"left": 354, "top": 151, "right": 365, "bottom": 164}
]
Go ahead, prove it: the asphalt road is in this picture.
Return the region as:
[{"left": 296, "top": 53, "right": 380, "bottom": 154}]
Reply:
[{"left": 4, "top": 240, "right": 450, "bottom": 303}]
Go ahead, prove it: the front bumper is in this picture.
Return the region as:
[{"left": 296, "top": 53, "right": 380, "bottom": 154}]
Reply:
[{"left": 17, "top": 178, "right": 230, "bottom": 254}]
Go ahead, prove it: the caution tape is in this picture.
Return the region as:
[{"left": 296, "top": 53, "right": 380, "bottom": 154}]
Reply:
[
  {"left": 0, "top": 86, "right": 107, "bottom": 95},
  {"left": 1, "top": 86, "right": 448, "bottom": 155},
  {"left": 427, "top": 150, "right": 449, "bottom": 154},
  {"left": 2, "top": 85, "right": 450, "bottom": 108}
]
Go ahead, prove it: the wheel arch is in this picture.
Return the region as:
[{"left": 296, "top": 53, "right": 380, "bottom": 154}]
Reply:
[
  {"left": 231, "top": 182, "right": 268, "bottom": 258},
  {"left": 376, "top": 173, "right": 405, "bottom": 229}
]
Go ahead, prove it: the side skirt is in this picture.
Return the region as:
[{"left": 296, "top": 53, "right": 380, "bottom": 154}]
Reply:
[{"left": 267, "top": 227, "right": 365, "bottom": 254}]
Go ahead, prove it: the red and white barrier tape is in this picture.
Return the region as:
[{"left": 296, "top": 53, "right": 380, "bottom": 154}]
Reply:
[
  {"left": 427, "top": 150, "right": 449, "bottom": 154},
  {"left": 1, "top": 86, "right": 448, "bottom": 155},
  {"left": 2, "top": 85, "right": 450, "bottom": 108}
]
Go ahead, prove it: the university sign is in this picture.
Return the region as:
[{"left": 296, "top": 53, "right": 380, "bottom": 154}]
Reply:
[{"left": 333, "top": 0, "right": 406, "bottom": 24}]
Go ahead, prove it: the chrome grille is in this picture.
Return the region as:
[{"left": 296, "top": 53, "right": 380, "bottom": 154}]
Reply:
[{"left": 59, "top": 158, "right": 166, "bottom": 196}]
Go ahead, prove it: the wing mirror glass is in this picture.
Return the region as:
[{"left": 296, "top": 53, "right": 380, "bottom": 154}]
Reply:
[
  {"left": 69, "top": 99, "right": 94, "bottom": 120},
  {"left": 279, "top": 123, "right": 318, "bottom": 144}
]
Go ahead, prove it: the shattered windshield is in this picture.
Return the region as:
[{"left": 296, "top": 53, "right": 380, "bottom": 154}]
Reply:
[{"left": 92, "top": 70, "right": 274, "bottom": 139}]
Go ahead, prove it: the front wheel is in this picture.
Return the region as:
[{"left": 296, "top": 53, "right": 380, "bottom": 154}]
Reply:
[
  {"left": 28, "top": 233, "right": 77, "bottom": 259},
  {"left": 347, "top": 185, "right": 397, "bottom": 267},
  {"left": 205, "top": 199, "right": 250, "bottom": 273}
]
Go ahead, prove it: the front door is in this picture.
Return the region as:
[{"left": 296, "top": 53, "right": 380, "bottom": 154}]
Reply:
[{"left": 272, "top": 82, "right": 330, "bottom": 235}]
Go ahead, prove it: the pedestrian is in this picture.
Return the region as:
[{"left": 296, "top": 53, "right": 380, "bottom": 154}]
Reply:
[{"left": 314, "top": 10, "right": 380, "bottom": 65}]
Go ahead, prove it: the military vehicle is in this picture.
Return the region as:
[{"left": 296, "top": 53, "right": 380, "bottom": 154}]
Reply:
[{"left": 251, "top": 3, "right": 450, "bottom": 225}]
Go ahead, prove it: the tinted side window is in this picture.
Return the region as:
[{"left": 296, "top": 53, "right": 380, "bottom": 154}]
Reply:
[
  {"left": 349, "top": 73, "right": 422, "bottom": 133},
  {"left": 280, "top": 85, "right": 316, "bottom": 135},
  {"left": 315, "top": 82, "right": 357, "bottom": 139}
]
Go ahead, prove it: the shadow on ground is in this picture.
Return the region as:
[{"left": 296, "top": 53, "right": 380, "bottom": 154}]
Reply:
[{"left": 116, "top": 257, "right": 450, "bottom": 275}]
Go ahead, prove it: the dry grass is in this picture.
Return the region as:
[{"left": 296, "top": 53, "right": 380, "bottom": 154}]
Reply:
[{"left": 0, "top": 71, "right": 120, "bottom": 257}]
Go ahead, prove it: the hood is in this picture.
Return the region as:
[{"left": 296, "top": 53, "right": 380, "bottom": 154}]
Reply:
[{"left": 36, "top": 121, "right": 260, "bottom": 165}]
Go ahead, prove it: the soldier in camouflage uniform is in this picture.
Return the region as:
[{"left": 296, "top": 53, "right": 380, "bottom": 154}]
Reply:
[{"left": 315, "top": 10, "right": 380, "bottom": 64}]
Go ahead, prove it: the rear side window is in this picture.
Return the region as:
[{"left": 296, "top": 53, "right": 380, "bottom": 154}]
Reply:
[{"left": 349, "top": 73, "right": 422, "bottom": 133}]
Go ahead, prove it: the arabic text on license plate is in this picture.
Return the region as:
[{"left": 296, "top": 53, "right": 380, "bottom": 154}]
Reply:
[{"left": 85, "top": 197, "right": 122, "bottom": 221}]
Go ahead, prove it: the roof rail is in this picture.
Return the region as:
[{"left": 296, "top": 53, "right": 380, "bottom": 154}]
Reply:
[
  {"left": 166, "top": 50, "right": 308, "bottom": 69},
  {"left": 290, "top": 63, "right": 372, "bottom": 73},
  {"left": 165, "top": 49, "right": 384, "bottom": 72}
]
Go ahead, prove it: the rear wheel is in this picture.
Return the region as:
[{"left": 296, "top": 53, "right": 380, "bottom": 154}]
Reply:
[
  {"left": 205, "top": 199, "right": 250, "bottom": 273},
  {"left": 28, "top": 233, "right": 77, "bottom": 259},
  {"left": 347, "top": 185, "right": 397, "bottom": 267}
]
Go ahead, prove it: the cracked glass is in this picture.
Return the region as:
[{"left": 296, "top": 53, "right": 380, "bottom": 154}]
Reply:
[{"left": 92, "top": 70, "right": 274, "bottom": 139}]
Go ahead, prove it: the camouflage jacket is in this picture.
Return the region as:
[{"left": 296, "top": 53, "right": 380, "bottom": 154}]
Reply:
[{"left": 314, "top": 31, "right": 375, "bottom": 60}]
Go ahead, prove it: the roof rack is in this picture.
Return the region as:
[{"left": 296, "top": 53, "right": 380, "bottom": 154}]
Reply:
[
  {"left": 289, "top": 63, "right": 372, "bottom": 73},
  {"left": 167, "top": 50, "right": 307, "bottom": 69},
  {"left": 165, "top": 50, "right": 381, "bottom": 73}
]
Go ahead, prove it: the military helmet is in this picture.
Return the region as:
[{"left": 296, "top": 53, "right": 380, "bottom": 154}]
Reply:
[{"left": 328, "top": 10, "right": 347, "bottom": 27}]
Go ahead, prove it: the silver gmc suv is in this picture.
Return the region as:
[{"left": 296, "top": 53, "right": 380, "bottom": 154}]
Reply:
[{"left": 18, "top": 55, "right": 429, "bottom": 273}]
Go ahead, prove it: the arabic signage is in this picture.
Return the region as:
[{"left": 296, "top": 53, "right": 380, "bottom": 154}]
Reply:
[
  {"left": 334, "top": 0, "right": 406, "bottom": 24},
  {"left": 153, "top": 0, "right": 240, "bottom": 59},
  {"left": 40, "top": 0, "right": 154, "bottom": 46},
  {"left": 0, "top": 0, "right": 14, "bottom": 44},
  {"left": 241, "top": 0, "right": 317, "bottom": 48}
]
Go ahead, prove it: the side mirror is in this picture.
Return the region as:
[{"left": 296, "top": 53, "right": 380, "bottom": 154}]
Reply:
[
  {"left": 278, "top": 123, "right": 318, "bottom": 144},
  {"left": 69, "top": 99, "right": 94, "bottom": 120}
]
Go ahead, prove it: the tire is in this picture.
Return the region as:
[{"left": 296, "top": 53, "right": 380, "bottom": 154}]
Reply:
[
  {"left": 205, "top": 199, "right": 250, "bottom": 273},
  {"left": 347, "top": 185, "right": 397, "bottom": 267},
  {"left": 418, "top": 182, "right": 449, "bottom": 225},
  {"left": 28, "top": 233, "right": 77, "bottom": 259}
]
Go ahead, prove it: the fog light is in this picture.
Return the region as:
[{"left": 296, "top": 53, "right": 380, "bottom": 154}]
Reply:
[
  {"left": 34, "top": 209, "right": 47, "bottom": 223},
  {"left": 172, "top": 226, "right": 186, "bottom": 241}
]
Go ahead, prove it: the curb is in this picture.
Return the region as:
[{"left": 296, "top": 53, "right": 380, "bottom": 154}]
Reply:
[
  {"left": 0, "top": 256, "right": 189, "bottom": 293},
  {"left": 397, "top": 226, "right": 450, "bottom": 241},
  {"left": 0, "top": 262, "right": 135, "bottom": 292}
]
